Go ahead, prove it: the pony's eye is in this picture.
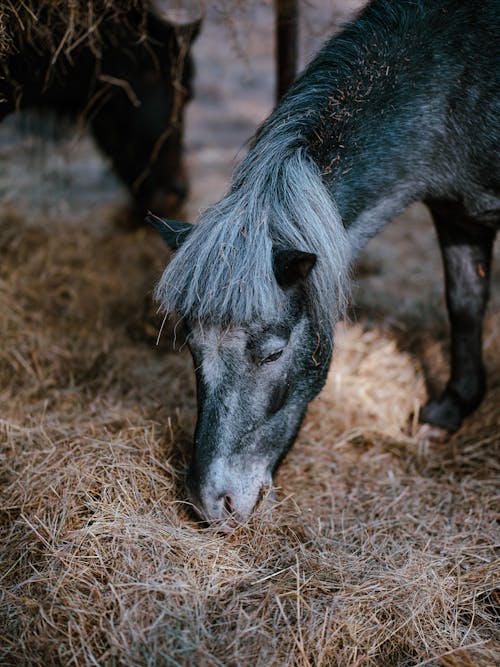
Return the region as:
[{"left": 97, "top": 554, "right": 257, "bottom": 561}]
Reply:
[{"left": 260, "top": 349, "right": 283, "bottom": 365}]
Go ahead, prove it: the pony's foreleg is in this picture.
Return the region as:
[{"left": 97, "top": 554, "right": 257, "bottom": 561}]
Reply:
[{"left": 420, "top": 204, "right": 496, "bottom": 431}]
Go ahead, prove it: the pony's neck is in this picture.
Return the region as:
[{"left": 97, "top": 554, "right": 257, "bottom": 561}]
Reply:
[{"left": 251, "top": 0, "right": 448, "bottom": 253}]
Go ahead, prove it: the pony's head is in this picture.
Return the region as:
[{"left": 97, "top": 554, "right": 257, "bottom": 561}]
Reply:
[
  {"left": 151, "top": 214, "right": 331, "bottom": 524},
  {"left": 150, "top": 153, "right": 350, "bottom": 524}
]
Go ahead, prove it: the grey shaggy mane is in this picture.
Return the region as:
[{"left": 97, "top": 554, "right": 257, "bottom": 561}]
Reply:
[{"left": 154, "top": 142, "right": 351, "bottom": 336}]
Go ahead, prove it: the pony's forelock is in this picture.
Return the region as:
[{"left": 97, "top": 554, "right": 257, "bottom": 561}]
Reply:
[{"left": 154, "top": 147, "right": 350, "bottom": 338}]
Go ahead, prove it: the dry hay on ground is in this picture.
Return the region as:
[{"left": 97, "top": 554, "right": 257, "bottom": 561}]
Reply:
[{"left": 0, "top": 201, "right": 499, "bottom": 666}]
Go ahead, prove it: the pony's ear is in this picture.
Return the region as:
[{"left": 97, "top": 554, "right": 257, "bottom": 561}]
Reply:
[
  {"left": 146, "top": 213, "right": 193, "bottom": 250},
  {"left": 273, "top": 248, "right": 317, "bottom": 288}
]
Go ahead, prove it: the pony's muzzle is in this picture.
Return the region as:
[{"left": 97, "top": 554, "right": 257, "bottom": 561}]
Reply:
[{"left": 186, "top": 459, "right": 273, "bottom": 525}]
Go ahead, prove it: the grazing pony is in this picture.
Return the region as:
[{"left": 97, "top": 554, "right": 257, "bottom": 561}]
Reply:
[{"left": 150, "top": 0, "right": 499, "bottom": 524}]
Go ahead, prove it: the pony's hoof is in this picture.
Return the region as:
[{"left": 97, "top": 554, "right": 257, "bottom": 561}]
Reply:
[{"left": 419, "top": 394, "right": 463, "bottom": 432}]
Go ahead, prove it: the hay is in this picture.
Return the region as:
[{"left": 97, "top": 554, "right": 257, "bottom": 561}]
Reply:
[
  {"left": 0, "top": 1, "right": 150, "bottom": 65},
  {"left": 1, "top": 1, "right": 499, "bottom": 664},
  {"left": 0, "top": 199, "right": 498, "bottom": 665},
  {"left": 0, "top": 1, "right": 215, "bottom": 68}
]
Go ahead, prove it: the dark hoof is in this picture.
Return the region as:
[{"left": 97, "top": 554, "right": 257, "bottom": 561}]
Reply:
[{"left": 419, "top": 394, "right": 463, "bottom": 432}]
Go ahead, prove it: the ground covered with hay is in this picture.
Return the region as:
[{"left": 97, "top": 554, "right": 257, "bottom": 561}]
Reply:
[{"left": 1, "top": 2, "right": 499, "bottom": 666}]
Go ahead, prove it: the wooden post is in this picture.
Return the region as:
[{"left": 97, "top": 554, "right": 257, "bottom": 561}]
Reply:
[{"left": 274, "top": 0, "right": 299, "bottom": 103}]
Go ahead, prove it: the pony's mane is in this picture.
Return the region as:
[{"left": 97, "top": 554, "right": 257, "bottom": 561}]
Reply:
[
  {"left": 155, "top": 0, "right": 452, "bottom": 336},
  {"left": 153, "top": 0, "right": 414, "bottom": 333},
  {"left": 154, "top": 138, "right": 350, "bottom": 335}
]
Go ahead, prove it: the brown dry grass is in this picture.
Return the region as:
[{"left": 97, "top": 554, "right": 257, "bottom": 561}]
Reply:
[
  {"left": 0, "top": 1, "right": 151, "bottom": 64},
  {"left": 1, "top": 2, "right": 499, "bottom": 665},
  {"left": 0, "top": 198, "right": 498, "bottom": 665}
]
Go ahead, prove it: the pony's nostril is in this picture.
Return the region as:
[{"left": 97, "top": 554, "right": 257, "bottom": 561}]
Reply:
[{"left": 218, "top": 493, "right": 234, "bottom": 515}]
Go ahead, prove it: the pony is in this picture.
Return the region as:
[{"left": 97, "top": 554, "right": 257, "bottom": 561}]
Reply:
[
  {"left": 0, "top": 3, "right": 199, "bottom": 216},
  {"left": 149, "top": 0, "right": 499, "bottom": 524}
]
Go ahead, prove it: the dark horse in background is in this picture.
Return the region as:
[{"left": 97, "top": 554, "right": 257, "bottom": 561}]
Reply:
[
  {"left": 0, "top": 3, "right": 199, "bottom": 216},
  {"left": 150, "top": 0, "right": 499, "bottom": 525}
]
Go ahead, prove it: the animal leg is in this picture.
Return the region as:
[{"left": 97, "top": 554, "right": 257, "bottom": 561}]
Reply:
[{"left": 420, "top": 205, "right": 496, "bottom": 431}]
